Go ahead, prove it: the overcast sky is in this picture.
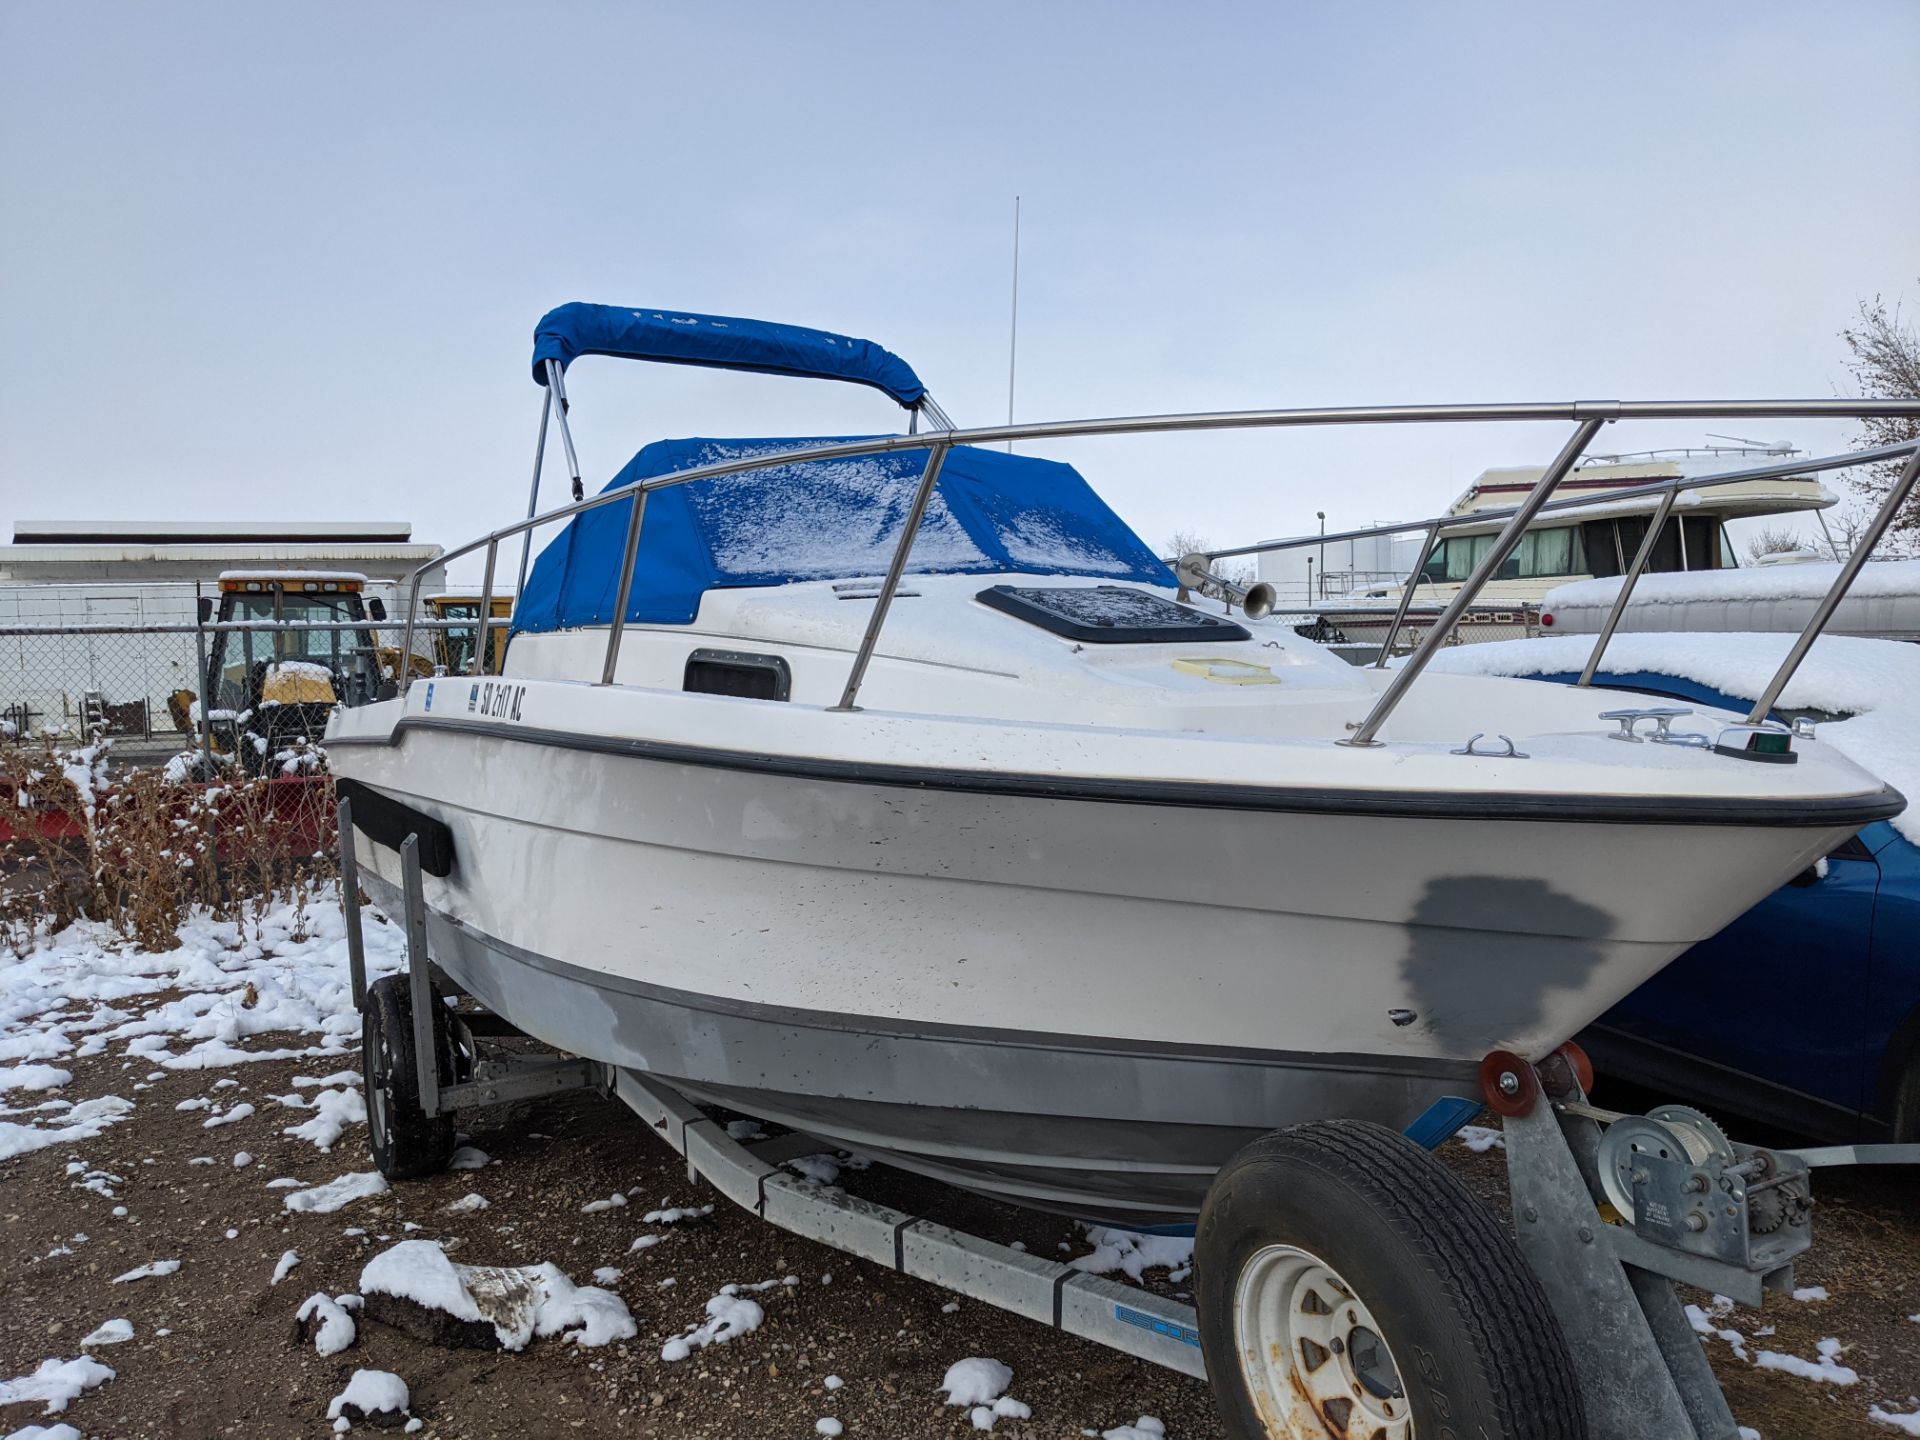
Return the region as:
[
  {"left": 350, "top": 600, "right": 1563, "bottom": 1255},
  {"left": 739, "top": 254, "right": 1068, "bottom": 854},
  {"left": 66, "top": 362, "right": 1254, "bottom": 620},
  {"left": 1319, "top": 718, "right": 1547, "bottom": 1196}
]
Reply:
[{"left": 3, "top": 4, "right": 1916, "bottom": 579}]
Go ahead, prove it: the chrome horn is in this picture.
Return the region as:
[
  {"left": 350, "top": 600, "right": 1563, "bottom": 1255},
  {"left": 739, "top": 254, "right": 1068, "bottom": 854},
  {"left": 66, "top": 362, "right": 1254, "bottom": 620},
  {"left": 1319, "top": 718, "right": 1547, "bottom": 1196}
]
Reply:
[{"left": 1175, "top": 552, "right": 1278, "bottom": 620}]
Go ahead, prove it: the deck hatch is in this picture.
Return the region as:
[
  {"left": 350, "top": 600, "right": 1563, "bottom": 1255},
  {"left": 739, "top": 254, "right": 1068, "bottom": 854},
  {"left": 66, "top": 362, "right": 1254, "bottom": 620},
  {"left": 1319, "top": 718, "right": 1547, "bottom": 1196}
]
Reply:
[{"left": 976, "top": 585, "right": 1250, "bottom": 644}]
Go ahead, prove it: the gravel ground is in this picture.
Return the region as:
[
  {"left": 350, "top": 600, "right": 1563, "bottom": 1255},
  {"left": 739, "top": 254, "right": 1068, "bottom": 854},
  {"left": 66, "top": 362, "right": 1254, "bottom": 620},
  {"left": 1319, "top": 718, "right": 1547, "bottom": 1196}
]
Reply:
[{"left": 3, "top": 1033, "right": 1917, "bottom": 1439}]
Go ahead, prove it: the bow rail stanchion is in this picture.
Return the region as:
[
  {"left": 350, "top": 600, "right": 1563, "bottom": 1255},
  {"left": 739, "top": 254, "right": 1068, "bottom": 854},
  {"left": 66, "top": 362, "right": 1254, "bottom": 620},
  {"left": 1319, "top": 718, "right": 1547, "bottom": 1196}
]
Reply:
[
  {"left": 470, "top": 541, "right": 498, "bottom": 679},
  {"left": 1577, "top": 479, "right": 1682, "bottom": 687},
  {"left": 1744, "top": 440, "right": 1920, "bottom": 724},
  {"left": 1371, "top": 521, "right": 1441, "bottom": 668},
  {"left": 601, "top": 488, "right": 650, "bottom": 686},
  {"left": 835, "top": 442, "right": 952, "bottom": 712},
  {"left": 1341, "top": 415, "right": 1608, "bottom": 746}
]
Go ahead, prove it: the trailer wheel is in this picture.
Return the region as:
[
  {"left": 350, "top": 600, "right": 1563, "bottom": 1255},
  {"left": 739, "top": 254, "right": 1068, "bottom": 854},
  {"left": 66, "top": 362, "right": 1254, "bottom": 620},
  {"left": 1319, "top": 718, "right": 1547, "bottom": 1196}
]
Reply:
[
  {"left": 362, "top": 974, "right": 458, "bottom": 1180},
  {"left": 1195, "top": 1120, "right": 1585, "bottom": 1440}
]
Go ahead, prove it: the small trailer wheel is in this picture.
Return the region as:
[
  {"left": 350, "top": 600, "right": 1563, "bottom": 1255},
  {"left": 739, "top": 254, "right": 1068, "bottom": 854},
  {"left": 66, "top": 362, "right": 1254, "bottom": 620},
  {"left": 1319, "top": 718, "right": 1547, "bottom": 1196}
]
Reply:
[
  {"left": 362, "top": 974, "right": 458, "bottom": 1180},
  {"left": 1196, "top": 1120, "right": 1585, "bottom": 1440}
]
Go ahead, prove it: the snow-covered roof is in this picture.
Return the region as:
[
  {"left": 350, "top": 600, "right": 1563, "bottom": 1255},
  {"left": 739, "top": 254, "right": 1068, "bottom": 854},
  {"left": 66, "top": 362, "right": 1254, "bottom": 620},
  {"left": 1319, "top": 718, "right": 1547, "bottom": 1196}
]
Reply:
[
  {"left": 1416, "top": 632, "right": 1920, "bottom": 843},
  {"left": 217, "top": 570, "right": 371, "bottom": 584}
]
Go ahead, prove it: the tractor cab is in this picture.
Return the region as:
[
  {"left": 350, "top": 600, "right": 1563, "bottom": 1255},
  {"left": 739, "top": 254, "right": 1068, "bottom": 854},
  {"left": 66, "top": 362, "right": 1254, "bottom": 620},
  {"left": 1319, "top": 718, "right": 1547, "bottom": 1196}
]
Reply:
[
  {"left": 424, "top": 593, "right": 513, "bottom": 675},
  {"left": 193, "top": 572, "right": 385, "bottom": 769}
]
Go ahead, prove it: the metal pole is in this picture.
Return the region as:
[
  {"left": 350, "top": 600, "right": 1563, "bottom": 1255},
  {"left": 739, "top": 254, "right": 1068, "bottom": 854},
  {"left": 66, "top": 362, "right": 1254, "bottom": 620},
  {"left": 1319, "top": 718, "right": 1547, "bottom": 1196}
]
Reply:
[
  {"left": 470, "top": 541, "right": 497, "bottom": 678},
  {"left": 1345, "top": 418, "right": 1605, "bottom": 746},
  {"left": 1813, "top": 508, "right": 1843, "bottom": 562},
  {"left": 1577, "top": 483, "right": 1679, "bottom": 687},
  {"left": 400, "top": 570, "right": 422, "bottom": 684},
  {"left": 834, "top": 443, "right": 951, "bottom": 711},
  {"left": 338, "top": 796, "right": 367, "bottom": 1010},
  {"left": 545, "top": 358, "right": 585, "bottom": 502},
  {"left": 1744, "top": 442, "right": 1920, "bottom": 724},
  {"left": 1372, "top": 525, "right": 1442, "bottom": 670},
  {"left": 193, "top": 610, "right": 214, "bottom": 776},
  {"left": 1006, "top": 195, "right": 1020, "bottom": 454},
  {"left": 600, "top": 490, "right": 649, "bottom": 686},
  {"left": 514, "top": 386, "right": 553, "bottom": 601},
  {"left": 401, "top": 834, "right": 440, "bottom": 1119}
]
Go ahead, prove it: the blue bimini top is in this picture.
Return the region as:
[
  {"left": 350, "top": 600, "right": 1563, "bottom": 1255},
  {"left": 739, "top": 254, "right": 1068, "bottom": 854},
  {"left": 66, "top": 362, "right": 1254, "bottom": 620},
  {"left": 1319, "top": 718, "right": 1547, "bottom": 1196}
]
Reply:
[
  {"left": 530, "top": 303, "right": 927, "bottom": 407},
  {"left": 513, "top": 437, "right": 1175, "bottom": 633}
]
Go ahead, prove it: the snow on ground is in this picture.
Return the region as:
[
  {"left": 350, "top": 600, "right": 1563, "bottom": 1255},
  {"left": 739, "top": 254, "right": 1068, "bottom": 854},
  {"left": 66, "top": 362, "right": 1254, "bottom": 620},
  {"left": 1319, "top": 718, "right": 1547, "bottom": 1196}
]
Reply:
[
  {"left": 277, "top": 1086, "right": 367, "bottom": 1151},
  {"left": 0, "top": 1356, "right": 115, "bottom": 1414},
  {"left": 1101, "top": 1418, "right": 1167, "bottom": 1440},
  {"left": 284, "top": 1171, "right": 390, "bottom": 1214},
  {"left": 109, "top": 1259, "right": 179, "bottom": 1284},
  {"left": 448, "top": 1145, "right": 490, "bottom": 1170},
  {"left": 641, "top": 1204, "right": 713, "bottom": 1225},
  {"left": 1456, "top": 1124, "right": 1506, "bottom": 1153},
  {"left": 359, "top": 1239, "right": 635, "bottom": 1351},
  {"left": 326, "top": 1369, "right": 410, "bottom": 1430},
  {"left": 1417, "top": 632, "right": 1920, "bottom": 842},
  {"left": 659, "top": 1281, "right": 793, "bottom": 1362},
  {"left": 0, "top": 886, "right": 405, "bottom": 1163},
  {"left": 444, "top": 1192, "right": 488, "bottom": 1214},
  {"left": 0, "top": 1096, "right": 134, "bottom": 1162},
  {"left": 0, "top": 1064, "right": 72, "bottom": 1093},
  {"left": 1754, "top": 1337, "right": 1859, "bottom": 1386},
  {"left": 77, "top": 1319, "right": 132, "bottom": 1347},
  {"left": 296, "top": 1293, "right": 358, "bottom": 1357},
  {"left": 941, "top": 1357, "right": 1014, "bottom": 1407},
  {"left": 271, "top": 1249, "right": 301, "bottom": 1285},
  {"left": 1070, "top": 1228, "right": 1193, "bottom": 1285},
  {"left": 1872, "top": 1404, "right": 1920, "bottom": 1436}
]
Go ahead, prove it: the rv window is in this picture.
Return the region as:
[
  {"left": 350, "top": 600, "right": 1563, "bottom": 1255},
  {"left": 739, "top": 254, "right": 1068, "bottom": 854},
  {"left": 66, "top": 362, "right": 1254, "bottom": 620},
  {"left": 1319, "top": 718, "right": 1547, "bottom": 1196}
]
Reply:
[{"left": 683, "top": 648, "right": 791, "bottom": 702}]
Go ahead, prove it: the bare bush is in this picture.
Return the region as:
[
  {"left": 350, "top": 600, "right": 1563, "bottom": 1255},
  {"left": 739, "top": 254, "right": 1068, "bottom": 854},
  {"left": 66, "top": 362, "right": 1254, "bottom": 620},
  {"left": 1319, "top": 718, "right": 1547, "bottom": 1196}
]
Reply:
[
  {"left": 1745, "top": 524, "right": 1811, "bottom": 565},
  {"left": 1, "top": 725, "right": 336, "bottom": 950}
]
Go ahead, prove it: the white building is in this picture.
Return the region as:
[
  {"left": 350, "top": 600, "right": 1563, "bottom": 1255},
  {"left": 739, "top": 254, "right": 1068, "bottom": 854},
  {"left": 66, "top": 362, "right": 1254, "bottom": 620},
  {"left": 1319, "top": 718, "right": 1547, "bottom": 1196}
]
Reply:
[{"left": 0, "top": 521, "right": 445, "bottom": 744}]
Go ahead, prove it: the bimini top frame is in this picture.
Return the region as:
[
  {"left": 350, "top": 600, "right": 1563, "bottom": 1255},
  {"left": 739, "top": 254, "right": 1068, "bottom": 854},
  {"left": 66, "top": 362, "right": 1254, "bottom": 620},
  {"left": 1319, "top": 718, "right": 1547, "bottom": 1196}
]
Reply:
[{"left": 405, "top": 358, "right": 1920, "bottom": 747}]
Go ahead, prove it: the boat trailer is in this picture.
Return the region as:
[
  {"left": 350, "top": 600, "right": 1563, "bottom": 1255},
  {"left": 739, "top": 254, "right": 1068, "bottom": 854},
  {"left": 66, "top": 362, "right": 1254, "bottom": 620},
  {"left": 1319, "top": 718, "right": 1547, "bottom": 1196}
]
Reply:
[{"left": 341, "top": 812, "right": 1862, "bottom": 1440}]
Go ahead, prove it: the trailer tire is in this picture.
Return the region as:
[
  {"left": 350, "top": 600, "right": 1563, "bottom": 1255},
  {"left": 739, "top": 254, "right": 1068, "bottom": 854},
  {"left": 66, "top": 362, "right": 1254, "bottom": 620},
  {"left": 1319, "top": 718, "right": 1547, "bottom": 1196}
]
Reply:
[
  {"left": 1195, "top": 1119, "right": 1585, "bottom": 1440},
  {"left": 362, "top": 974, "right": 458, "bottom": 1180}
]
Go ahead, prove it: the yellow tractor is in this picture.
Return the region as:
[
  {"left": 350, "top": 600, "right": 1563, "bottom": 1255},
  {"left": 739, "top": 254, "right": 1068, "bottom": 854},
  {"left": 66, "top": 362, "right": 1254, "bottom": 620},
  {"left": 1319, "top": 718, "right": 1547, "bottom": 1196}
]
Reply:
[
  {"left": 423, "top": 593, "right": 512, "bottom": 675},
  {"left": 170, "top": 572, "right": 386, "bottom": 774}
]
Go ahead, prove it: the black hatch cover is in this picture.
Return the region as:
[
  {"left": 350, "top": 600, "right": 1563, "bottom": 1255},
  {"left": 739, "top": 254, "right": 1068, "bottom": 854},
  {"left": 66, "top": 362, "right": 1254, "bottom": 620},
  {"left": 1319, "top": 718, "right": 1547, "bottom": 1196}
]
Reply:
[{"left": 975, "top": 585, "right": 1251, "bottom": 644}]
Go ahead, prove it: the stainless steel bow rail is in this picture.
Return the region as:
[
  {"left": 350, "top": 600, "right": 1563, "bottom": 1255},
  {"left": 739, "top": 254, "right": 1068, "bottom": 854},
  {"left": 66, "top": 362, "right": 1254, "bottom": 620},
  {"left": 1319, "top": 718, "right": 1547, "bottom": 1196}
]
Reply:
[{"left": 401, "top": 396, "right": 1920, "bottom": 732}]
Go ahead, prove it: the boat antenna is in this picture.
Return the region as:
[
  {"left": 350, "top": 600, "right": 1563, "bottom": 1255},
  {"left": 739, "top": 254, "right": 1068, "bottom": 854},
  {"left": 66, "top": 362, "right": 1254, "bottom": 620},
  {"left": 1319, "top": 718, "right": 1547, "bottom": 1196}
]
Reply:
[{"left": 1006, "top": 195, "right": 1020, "bottom": 453}]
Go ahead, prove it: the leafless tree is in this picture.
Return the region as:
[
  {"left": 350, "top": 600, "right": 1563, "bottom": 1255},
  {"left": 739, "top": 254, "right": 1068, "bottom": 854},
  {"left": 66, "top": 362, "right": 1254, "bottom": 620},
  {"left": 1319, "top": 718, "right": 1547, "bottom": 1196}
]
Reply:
[
  {"left": 1838, "top": 289, "right": 1920, "bottom": 549},
  {"left": 1744, "top": 524, "right": 1810, "bottom": 564}
]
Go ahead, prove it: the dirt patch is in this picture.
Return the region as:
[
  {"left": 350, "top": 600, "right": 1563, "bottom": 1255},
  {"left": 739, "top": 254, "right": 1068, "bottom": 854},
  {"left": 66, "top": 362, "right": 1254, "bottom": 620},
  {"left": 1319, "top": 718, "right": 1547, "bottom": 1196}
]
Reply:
[{"left": 2, "top": 1048, "right": 1916, "bottom": 1439}]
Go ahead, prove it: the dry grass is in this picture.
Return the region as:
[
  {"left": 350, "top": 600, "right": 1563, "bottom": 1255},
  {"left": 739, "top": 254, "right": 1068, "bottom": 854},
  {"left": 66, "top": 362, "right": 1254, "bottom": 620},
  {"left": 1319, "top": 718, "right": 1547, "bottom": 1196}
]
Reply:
[{"left": 0, "top": 726, "right": 336, "bottom": 949}]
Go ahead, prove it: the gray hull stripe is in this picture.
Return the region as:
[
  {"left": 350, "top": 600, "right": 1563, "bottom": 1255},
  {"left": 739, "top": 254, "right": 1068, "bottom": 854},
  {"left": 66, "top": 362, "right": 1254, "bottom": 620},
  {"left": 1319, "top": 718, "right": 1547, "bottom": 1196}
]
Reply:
[
  {"left": 329, "top": 714, "right": 1906, "bottom": 828},
  {"left": 427, "top": 901, "right": 1477, "bottom": 1080}
]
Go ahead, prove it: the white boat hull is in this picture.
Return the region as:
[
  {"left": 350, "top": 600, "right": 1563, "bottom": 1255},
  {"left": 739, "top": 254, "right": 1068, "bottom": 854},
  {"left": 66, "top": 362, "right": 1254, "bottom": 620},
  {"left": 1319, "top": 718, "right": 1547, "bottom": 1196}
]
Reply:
[{"left": 330, "top": 684, "right": 1888, "bottom": 1220}]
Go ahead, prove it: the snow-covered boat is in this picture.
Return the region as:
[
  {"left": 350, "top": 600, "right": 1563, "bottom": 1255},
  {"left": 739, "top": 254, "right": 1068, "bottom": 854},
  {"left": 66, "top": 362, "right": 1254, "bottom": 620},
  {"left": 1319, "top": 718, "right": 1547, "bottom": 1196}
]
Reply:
[
  {"left": 325, "top": 304, "right": 1906, "bottom": 1224},
  {"left": 1539, "top": 555, "right": 1920, "bottom": 642},
  {"left": 1287, "top": 447, "right": 1838, "bottom": 653}
]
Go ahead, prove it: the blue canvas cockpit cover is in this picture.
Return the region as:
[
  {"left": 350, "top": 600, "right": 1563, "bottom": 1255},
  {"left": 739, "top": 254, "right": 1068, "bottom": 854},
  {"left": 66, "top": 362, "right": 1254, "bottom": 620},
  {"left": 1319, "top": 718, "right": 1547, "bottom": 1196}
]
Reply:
[
  {"left": 513, "top": 438, "right": 1175, "bottom": 633},
  {"left": 530, "top": 304, "right": 927, "bottom": 407}
]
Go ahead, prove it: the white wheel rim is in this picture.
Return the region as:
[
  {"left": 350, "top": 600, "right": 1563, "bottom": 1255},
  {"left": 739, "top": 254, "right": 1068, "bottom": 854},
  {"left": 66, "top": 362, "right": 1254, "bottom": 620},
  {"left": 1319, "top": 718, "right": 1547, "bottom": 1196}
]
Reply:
[{"left": 1232, "top": 1242, "right": 1412, "bottom": 1440}]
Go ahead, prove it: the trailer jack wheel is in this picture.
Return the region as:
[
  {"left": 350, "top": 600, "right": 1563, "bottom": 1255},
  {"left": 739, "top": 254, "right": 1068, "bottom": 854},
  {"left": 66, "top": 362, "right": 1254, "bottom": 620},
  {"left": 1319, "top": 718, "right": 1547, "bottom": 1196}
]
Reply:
[
  {"left": 363, "top": 973, "right": 459, "bottom": 1179},
  {"left": 1195, "top": 1120, "right": 1585, "bottom": 1440}
]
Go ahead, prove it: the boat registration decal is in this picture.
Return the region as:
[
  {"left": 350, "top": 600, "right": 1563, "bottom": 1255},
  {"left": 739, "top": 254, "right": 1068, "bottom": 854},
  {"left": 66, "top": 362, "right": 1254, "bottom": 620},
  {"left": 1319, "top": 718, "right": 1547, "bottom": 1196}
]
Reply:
[
  {"left": 467, "top": 680, "right": 527, "bottom": 721},
  {"left": 1112, "top": 1304, "right": 1201, "bottom": 1348}
]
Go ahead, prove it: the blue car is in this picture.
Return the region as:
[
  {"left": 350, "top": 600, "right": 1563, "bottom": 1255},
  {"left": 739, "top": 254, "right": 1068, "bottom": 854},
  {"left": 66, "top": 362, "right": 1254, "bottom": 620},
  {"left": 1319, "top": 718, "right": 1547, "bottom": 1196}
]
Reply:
[{"left": 1528, "top": 668, "right": 1919, "bottom": 1145}]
